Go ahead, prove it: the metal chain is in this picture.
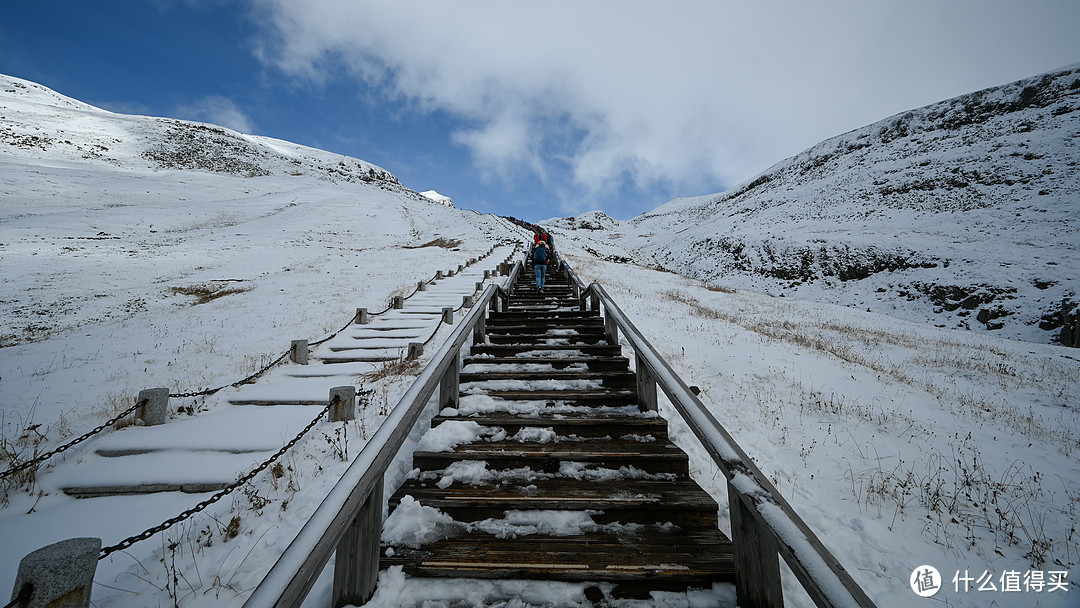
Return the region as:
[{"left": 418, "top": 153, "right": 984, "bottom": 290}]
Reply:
[
  {"left": 2, "top": 249, "right": 501, "bottom": 480},
  {"left": 0, "top": 400, "right": 145, "bottom": 479},
  {"left": 98, "top": 396, "right": 349, "bottom": 559},
  {"left": 169, "top": 266, "right": 459, "bottom": 397},
  {"left": 171, "top": 351, "right": 292, "bottom": 399}
]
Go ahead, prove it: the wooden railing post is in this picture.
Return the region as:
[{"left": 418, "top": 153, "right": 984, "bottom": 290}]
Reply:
[
  {"left": 473, "top": 311, "right": 487, "bottom": 345},
  {"left": 728, "top": 482, "right": 784, "bottom": 608},
  {"left": 604, "top": 311, "right": 618, "bottom": 345},
  {"left": 440, "top": 355, "right": 460, "bottom": 410},
  {"left": 332, "top": 477, "right": 384, "bottom": 608},
  {"left": 635, "top": 354, "right": 657, "bottom": 412}
]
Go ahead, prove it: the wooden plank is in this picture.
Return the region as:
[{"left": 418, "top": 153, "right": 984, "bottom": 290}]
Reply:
[
  {"left": 729, "top": 481, "right": 784, "bottom": 608},
  {"left": 382, "top": 530, "right": 735, "bottom": 583},
  {"left": 332, "top": 478, "right": 383, "bottom": 607}
]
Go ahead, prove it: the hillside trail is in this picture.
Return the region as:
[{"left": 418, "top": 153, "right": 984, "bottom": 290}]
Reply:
[
  {"left": 2, "top": 244, "right": 520, "bottom": 578},
  {"left": 376, "top": 260, "right": 734, "bottom": 603}
]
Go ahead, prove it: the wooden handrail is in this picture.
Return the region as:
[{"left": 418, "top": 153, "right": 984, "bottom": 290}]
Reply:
[
  {"left": 562, "top": 261, "right": 876, "bottom": 608},
  {"left": 245, "top": 263, "right": 521, "bottom": 608}
]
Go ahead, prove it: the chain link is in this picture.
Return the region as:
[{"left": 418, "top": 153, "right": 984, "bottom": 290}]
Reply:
[
  {"left": 2, "top": 250, "right": 500, "bottom": 483},
  {"left": 98, "top": 393, "right": 360, "bottom": 559},
  {"left": 1, "top": 400, "right": 146, "bottom": 480}
]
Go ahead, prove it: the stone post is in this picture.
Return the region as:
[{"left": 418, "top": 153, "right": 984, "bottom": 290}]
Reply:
[
  {"left": 407, "top": 343, "right": 424, "bottom": 360},
  {"left": 462, "top": 295, "right": 474, "bottom": 309},
  {"left": 392, "top": 296, "right": 404, "bottom": 310},
  {"left": 11, "top": 537, "right": 100, "bottom": 608},
  {"left": 417, "top": 280, "right": 426, "bottom": 292},
  {"left": 442, "top": 307, "right": 454, "bottom": 325},
  {"left": 436, "top": 270, "right": 444, "bottom": 280},
  {"left": 356, "top": 308, "right": 369, "bottom": 325},
  {"left": 136, "top": 388, "right": 169, "bottom": 426},
  {"left": 290, "top": 340, "right": 309, "bottom": 365},
  {"left": 329, "top": 386, "right": 356, "bottom": 422}
]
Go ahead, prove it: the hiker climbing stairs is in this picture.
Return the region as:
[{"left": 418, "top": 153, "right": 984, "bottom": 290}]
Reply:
[{"left": 380, "top": 262, "right": 735, "bottom": 599}]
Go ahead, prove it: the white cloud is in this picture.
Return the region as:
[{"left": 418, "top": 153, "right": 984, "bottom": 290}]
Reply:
[
  {"left": 176, "top": 95, "right": 257, "bottom": 134},
  {"left": 251, "top": 0, "right": 1080, "bottom": 209}
]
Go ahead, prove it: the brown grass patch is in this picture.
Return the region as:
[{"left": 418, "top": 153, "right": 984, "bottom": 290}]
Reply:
[
  {"left": 405, "top": 238, "right": 463, "bottom": 249},
  {"left": 171, "top": 281, "right": 253, "bottom": 305},
  {"left": 361, "top": 356, "right": 422, "bottom": 382}
]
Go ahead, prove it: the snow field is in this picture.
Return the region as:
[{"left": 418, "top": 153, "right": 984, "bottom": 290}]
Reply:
[{"left": 563, "top": 251, "right": 1079, "bottom": 608}]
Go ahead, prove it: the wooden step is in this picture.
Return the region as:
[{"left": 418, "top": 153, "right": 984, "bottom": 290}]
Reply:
[
  {"left": 382, "top": 529, "right": 734, "bottom": 586},
  {"left": 389, "top": 477, "right": 717, "bottom": 527},
  {"left": 476, "top": 389, "right": 638, "bottom": 407},
  {"left": 486, "top": 318, "right": 603, "bottom": 330},
  {"left": 489, "top": 310, "right": 599, "bottom": 321},
  {"left": 412, "top": 439, "right": 688, "bottom": 474},
  {"left": 483, "top": 332, "right": 607, "bottom": 345},
  {"left": 459, "top": 370, "right": 635, "bottom": 388},
  {"left": 431, "top": 412, "right": 667, "bottom": 438},
  {"left": 470, "top": 344, "right": 622, "bottom": 357},
  {"left": 462, "top": 356, "right": 630, "bottom": 371}
]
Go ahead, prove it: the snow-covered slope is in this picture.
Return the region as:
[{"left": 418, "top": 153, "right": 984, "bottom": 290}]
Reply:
[
  {"left": 0, "top": 71, "right": 529, "bottom": 461},
  {"left": 1, "top": 75, "right": 399, "bottom": 183},
  {"left": 3, "top": 72, "right": 1078, "bottom": 608},
  {"left": 0, "top": 73, "right": 536, "bottom": 604},
  {"left": 553, "top": 64, "right": 1080, "bottom": 344},
  {"left": 420, "top": 190, "right": 454, "bottom": 207}
]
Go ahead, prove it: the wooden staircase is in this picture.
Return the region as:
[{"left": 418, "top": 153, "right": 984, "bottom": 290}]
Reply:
[{"left": 380, "top": 263, "right": 735, "bottom": 599}]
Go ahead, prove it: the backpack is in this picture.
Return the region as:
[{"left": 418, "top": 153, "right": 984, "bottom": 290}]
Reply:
[{"left": 533, "top": 245, "right": 548, "bottom": 264}]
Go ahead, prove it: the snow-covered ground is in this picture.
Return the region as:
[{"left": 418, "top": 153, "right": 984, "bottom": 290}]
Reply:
[
  {"left": 547, "top": 64, "right": 1080, "bottom": 346},
  {"left": 2, "top": 71, "right": 1078, "bottom": 608}
]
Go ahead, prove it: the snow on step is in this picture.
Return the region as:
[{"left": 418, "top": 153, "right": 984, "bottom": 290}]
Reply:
[
  {"left": 378, "top": 261, "right": 733, "bottom": 596},
  {"left": 89, "top": 405, "right": 323, "bottom": 454},
  {"left": 54, "top": 450, "right": 271, "bottom": 497}
]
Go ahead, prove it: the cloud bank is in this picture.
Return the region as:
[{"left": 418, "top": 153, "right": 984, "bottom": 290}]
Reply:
[
  {"left": 176, "top": 95, "right": 257, "bottom": 134},
  {"left": 251, "top": 0, "right": 1080, "bottom": 215}
]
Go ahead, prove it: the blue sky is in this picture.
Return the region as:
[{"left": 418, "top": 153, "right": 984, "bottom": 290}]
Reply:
[{"left": 4, "top": 1, "right": 1080, "bottom": 222}]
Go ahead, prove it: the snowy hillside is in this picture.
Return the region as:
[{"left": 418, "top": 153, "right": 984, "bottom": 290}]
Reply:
[
  {"left": 0, "top": 74, "right": 541, "bottom": 605},
  {"left": 420, "top": 190, "right": 454, "bottom": 207},
  {"left": 0, "top": 75, "right": 399, "bottom": 185},
  {"left": 553, "top": 64, "right": 1080, "bottom": 344},
  {"left": 2, "top": 72, "right": 1078, "bottom": 608}
]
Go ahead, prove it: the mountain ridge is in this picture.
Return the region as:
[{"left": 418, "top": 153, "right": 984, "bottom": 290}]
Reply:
[
  {"left": 550, "top": 63, "right": 1080, "bottom": 344},
  {"left": 1, "top": 74, "right": 402, "bottom": 188}
]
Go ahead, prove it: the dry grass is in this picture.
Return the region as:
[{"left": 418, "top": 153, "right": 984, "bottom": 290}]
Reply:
[
  {"left": 360, "top": 356, "right": 421, "bottom": 382},
  {"left": 170, "top": 281, "right": 252, "bottom": 305},
  {"left": 405, "top": 237, "right": 463, "bottom": 249}
]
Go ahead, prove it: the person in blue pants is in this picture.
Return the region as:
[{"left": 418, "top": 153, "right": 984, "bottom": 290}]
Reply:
[{"left": 533, "top": 241, "right": 548, "bottom": 292}]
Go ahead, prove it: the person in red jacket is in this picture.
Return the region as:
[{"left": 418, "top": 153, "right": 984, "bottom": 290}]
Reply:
[{"left": 533, "top": 241, "right": 549, "bottom": 292}]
